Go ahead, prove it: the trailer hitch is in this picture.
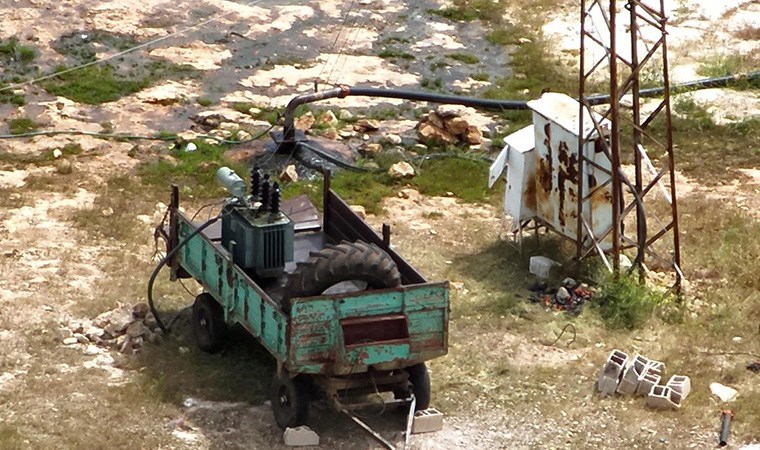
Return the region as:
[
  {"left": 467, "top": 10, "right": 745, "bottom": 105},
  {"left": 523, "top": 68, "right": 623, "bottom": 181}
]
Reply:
[{"left": 337, "top": 395, "right": 417, "bottom": 450}]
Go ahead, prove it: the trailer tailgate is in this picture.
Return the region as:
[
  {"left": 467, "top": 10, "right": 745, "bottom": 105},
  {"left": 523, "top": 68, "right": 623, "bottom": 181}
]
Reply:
[{"left": 287, "top": 282, "right": 449, "bottom": 375}]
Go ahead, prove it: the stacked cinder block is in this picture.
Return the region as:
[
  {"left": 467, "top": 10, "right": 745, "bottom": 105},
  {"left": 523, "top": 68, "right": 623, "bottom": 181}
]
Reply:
[
  {"left": 597, "top": 349, "right": 629, "bottom": 397},
  {"left": 597, "top": 349, "right": 690, "bottom": 410}
]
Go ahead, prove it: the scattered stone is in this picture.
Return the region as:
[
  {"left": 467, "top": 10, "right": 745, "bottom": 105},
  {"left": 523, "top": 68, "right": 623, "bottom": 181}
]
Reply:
[
  {"left": 131, "top": 336, "right": 144, "bottom": 349},
  {"left": 280, "top": 165, "right": 299, "bottom": 183},
  {"left": 710, "top": 382, "right": 738, "bottom": 402},
  {"left": 295, "top": 112, "right": 315, "bottom": 130},
  {"left": 322, "top": 128, "right": 339, "bottom": 140},
  {"left": 360, "top": 143, "right": 383, "bottom": 156},
  {"left": 179, "top": 346, "right": 190, "bottom": 354},
  {"left": 518, "top": 37, "right": 532, "bottom": 44},
  {"left": 353, "top": 118, "right": 380, "bottom": 132},
  {"left": 126, "top": 320, "right": 148, "bottom": 338},
  {"left": 209, "top": 129, "right": 233, "bottom": 139},
  {"left": 384, "top": 134, "right": 403, "bottom": 145},
  {"left": 284, "top": 426, "right": 320, "bottom": 447},
  {"left": 248, "top": 107, "right": 262, "bottom": 116},
  {"left": 52, "top": 148, "right": 63, "bottom": 159},
  {"left": 349, "top": 205, "right": 366, "bottom": 219},
  {"left": 338, "top": 128, "right": 356, "bottom": 139},
  {"left": 55, "top": 160, "right": 73, "bottom": 175},
  {"left": 436, "top": 104, "right": 468, "bottom": 118},
  {"left": 8, "top": 193, "right": 21, "bottom": 201},
  {"left": 83, "top": 345, "right": 100, "bottom": 356},
  {"left": 318, "top": 110, "right": 338, "bottom": 127},
  {"left": 184, "top": 142, "right": 198, "bottom": 153},
  {"left": 219, "top": 122, "right": 239, "bottom": 132},
  {"left": 388, "top": 161, "right": 415, "bottom": 179},
  {"left": 144, "top": 313, "right": 158, "bottom": 330},
  {"left": 62, "top": 337, "right": 78, "bottom": 346},
  {"left": 132, "top": 303, "right": 149, "bottom": 319},
  {"left": 236, "top": 130, "right": 252, "bottom": 141},
  {"left": 74, "top": 333, "right": 89, "bottom": 344},
  {"left": 101, "top": 207, "right": 114, "bottom": 217},
  {"left": 57, "top": 328, "right": 73, "bottom": 341},
  {"left": 337, "top": 109, "right": 353, "bottom": 120}
]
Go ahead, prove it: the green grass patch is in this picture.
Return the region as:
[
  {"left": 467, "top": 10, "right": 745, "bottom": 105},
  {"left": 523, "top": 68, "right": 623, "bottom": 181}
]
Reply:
[
  {"left": 592, "top": 274, "right": 667, "bottom": 330},
  {"left": 697, "top": 54, "right": 758, "bottom": 78},
  {"left": 471, "top": 72, "right": 490, "bottom": 82},
  {"left": 447, "top": 53, "right": 480, "bottom": 64},
  {"left": 412, "top": 157, "right": 493, "bottom": 203},
  {"left": 42, "top": 64, "right": 149, "bottom": 104},
  {"left": 378, "top": 48, "right": 415, "bottom": 60},
  {"left": 0, "top": 37, "right": 36, "bottom": 63},
  {"left": 428, "top": 7, "right": 479, "bottom": 22},
  {"left": 41, "top": 61, "right": 198, "bottom": 104},
  {"left": 7, "top": 117, "right": 39, "bottom": 134},
  {"left": 137, "top": 141, "right": 246, "bottom": 198},
  {"left": 196, "top": 97, "right": 213, "bottom": 107}
]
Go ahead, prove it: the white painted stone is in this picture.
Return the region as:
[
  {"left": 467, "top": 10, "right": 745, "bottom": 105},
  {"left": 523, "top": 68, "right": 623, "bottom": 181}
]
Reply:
[{"left": 710, "top": 382, "right": 738, "bottom": 402}]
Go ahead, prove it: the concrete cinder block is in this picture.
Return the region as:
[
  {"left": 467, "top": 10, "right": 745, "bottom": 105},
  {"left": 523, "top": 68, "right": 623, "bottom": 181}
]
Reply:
[
  {"left": 284, "top": 426, "right": 320, "bottom": 447},
  {"left": 646, "top": 385, "right": 680, "bottom": 410},
  {"left": 666, "top": 375, "right": 691, "bottom": 404},
  {"left": 598, "top": 349, "right": 628, "bottom": 397},
  {"left": 412, "top": 408, "right": 444, "bottom": 434},
  {"left": 635, "top": 371, "right": 661, "bottom": 396},
  {"left": 617, "top": 354, "right": 648, "bottom": 395}
]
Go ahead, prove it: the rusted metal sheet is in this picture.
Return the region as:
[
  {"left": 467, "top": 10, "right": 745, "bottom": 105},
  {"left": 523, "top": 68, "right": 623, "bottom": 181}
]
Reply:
[{"left": 527, "top": 93, "right": 615, "bottom": 248}]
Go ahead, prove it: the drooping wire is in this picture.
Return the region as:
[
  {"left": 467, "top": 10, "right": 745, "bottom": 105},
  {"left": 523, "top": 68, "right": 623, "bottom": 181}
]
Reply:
[
  {"left": 0, "top": 0, "right": 269, "bottom": 93},
  {"left": 316, "top": 0, "right": 358, "bottom": 89},
  {"left": 326, "top": 8, "right": 374, "bottom": 87}
]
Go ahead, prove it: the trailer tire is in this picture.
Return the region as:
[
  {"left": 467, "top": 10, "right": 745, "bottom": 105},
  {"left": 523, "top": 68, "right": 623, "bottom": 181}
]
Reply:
[
  {"left": 281, "top": 240, "right": 401, "bottom": 312},
  {"left": 271, "top": 372, "right": 310, "bottom": 429},
  {"left": 192, "top": 293, "right": 227, "bottom": 353},
  {"left": 393, "top": 363, "right": 430, "bottom": 411}
]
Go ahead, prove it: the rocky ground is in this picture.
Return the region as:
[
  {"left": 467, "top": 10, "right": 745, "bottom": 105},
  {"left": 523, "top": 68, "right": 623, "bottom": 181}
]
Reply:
[{"left": 0, "top": 0, "right": 759, "bottom": 449}]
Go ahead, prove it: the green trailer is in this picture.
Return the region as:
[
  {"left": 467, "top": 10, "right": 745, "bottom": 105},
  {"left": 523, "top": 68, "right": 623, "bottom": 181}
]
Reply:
[{"left": 156, "top": 169, "right": 449, "bottom": 445}]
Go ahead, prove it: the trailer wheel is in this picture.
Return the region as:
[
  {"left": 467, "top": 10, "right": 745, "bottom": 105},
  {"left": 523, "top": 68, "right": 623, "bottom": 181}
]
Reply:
[
  {"left": 192, "top": 293, "right": 227, "bottom": 353},
  {"left": 393, "top": 363, "right": 430, "bottom": 411},
  {"left": 271, "top": 372, "right": 310, "bottom": 429},
  {"left": 282, "top": 240, "right": 401, "bottom": 312}
]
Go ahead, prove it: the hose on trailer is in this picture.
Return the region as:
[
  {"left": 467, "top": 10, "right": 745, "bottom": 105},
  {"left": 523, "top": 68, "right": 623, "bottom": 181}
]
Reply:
[{"left": 147, "top": 214, "right": 222, "bottom": 334}]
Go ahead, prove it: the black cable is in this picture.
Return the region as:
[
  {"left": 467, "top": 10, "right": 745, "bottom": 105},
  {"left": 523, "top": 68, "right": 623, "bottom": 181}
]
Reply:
[{"left": 147, "top": 214, "right": 222, "bottom": 334}]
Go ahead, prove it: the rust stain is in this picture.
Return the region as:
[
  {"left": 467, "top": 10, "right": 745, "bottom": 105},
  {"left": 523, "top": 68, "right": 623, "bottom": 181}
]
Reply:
[
  {"left": 539, "top": 123, "right": 553, "bottom": 194},
  {"left": 556, "top": 140, "right": 579, "bottom": 228},
  {"left": 524, "top": 172, "right": 537, "bottom": 212}
]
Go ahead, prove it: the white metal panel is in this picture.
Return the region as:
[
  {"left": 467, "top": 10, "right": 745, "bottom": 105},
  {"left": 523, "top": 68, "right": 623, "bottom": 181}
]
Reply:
[
  {"left": 504, "top": 126, "right": 536, "bottom": 222},
  {"left": 489, "top": 145, "right": 509, "bottom": 188},
  {"left": 529, "top": 93, "right": 613, "bottom": 246}
]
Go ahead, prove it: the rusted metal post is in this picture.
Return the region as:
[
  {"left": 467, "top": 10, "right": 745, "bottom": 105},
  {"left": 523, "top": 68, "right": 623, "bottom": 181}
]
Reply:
[
  {"left": 322, "top": 169, "right": 331, "bottom": 233},
  {"left": 630, "top": 0, "right": 645, "bottom": 280},
  {"left": 660, "top": 0, "right": 682, "bottom": 292},
  {"left": 168, "top": 184, "right": 179, "bottom": 281},
  {"left": 382, "top": 223, "right": 391, "bottom": 247},
  {"left": 609, "top": 0, "right": 621, "bottom": 274},
  {"left": 577, "top": 0, "right": 587, "bottom": 261}
]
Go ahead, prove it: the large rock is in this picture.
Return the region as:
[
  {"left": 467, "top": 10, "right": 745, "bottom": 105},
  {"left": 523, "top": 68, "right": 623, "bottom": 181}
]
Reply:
[
  {"left": 388, "top": 162, "right": 415, "bottom": 179},
  {"left": 417, "top": 123, "right": 457, "bottom": 145},
  {"left": 464, "top": 125, "right": 483, "bottom": 145},
  {"left": 426, "top": 111, "right": 445, "bottom": 129},
  {"left": 444, "top": 116, "right": 470, "bottom": 135},
  {"left": 436, "top": 104, "right": 468, "bottom": 118}
]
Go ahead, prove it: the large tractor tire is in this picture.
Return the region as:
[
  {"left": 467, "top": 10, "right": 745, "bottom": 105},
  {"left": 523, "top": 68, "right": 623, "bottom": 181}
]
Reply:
[{"left": 281, "top": 240, "right": 401, "bottom": 312}]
